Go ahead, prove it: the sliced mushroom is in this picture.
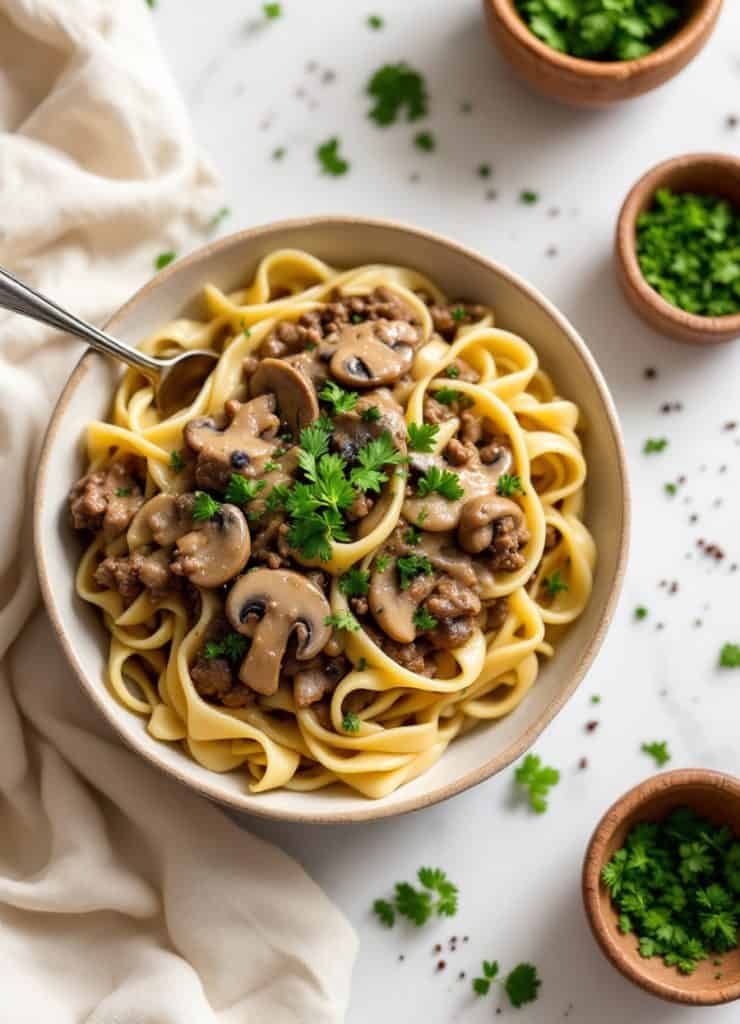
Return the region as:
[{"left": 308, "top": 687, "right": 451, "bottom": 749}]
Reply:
[
  {"left": 225, "top": 568, "right": 331, "bottom": 696},
  {"left": 250, "top": 357, "right": 319, "bottom": 438},
  {"left": 171, "top": 504, "right": 251, "bottom": 587},
  {"left": 457, "top": 494, "right": 525, "bottom": 555},
  {"left": 330, "top": 321, "right": 414, "bottom": 388},
  {"left": 368, "top": 556, "right": 436, "bottom": 645},
  {"left": 184, "top": 395, "right": 280, "bottom": 490}
]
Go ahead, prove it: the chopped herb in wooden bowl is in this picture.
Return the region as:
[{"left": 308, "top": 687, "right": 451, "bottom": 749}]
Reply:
[
  {"left": 636, "top": 189, "right": 740, "bottom": 318},
  {"left": 515, "top": 0, "right": 685, "bottom": 62}
]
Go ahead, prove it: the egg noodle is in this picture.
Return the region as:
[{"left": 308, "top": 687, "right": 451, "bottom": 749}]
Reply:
[{"left": 75, "top": 250, "right": 595, "bottom": 799}]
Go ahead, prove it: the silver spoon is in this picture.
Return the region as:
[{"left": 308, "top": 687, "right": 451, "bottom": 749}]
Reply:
[{"left": 0, "top": 265, "right": 218, "bottom": 417}]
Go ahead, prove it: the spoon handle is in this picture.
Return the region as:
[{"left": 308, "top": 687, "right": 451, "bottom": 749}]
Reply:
[{"left": 0, "top": 264, "right": 162, "bottom": 378}]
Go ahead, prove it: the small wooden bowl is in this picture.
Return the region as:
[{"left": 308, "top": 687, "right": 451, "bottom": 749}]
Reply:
[
  {"left": 616, "top": 153, "right": 740, "bottom": 345},
  {"left": 482, "top": 0, "right": 723, "bottom": 108},
  {"left": 583, "top": 770, "right": 740, "bottom": 1006}
]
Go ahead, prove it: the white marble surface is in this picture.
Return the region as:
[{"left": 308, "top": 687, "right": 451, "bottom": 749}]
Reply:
[{"left": 152, "top": 2, "right": 740, "bottom": 1020}]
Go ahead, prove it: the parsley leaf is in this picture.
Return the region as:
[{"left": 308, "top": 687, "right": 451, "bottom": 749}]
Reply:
[
  {"left": 342, "top": 711, "right": 361, "bottom": 733},
  {"left": 412, "top": 606, "right": 437, "bottom": 632},
  {"left": 416, "top": 465, "right": 464, "bottom": 501},
  {"left": 367, "top": 63, "right": 428, "bottom": 126},
  {"left": 374, "top": 554, "right": 390, "bottom": 573},
  {"left": 192, "top": 491, "right": 221, "bottom": 521},
  {"left": 397, "top": 554, "right": 433, "bottom": 590},
  {"left": 325, "top": 611, "right": 360, "bottom": 632},
  {"left": 543, "top": 568, "right": 569, "bottom": 596},
  {"left": 407, "top": 422, "right": 439, "bottom": 453},
  {"left": 434, "top": 386, "right": 461, "bottom": 405},
  {"left": 367, "top": 13, "right": 384, "bottom": 29},
  {"left": 339, "top": 568, "right": 370, "bottom": 597},
  {"left": 414, "top": 131, "right": 435, "bottom": 152},
  {"left": 263, "top": 2, "right": 281, "bottom": 18},
  {"left": 115, "top": 487, "right": 131, "bottom": 497},
  {"left": 520, "top": 190, "right": 539, "bottom": 204},
  {"left": 642, "top": 740, "right": 671, "bottom": 767},
  {"left": 505, "top": 963, "right": 541, "bottom": 1008},
  {"left": 317, "top": 137, "right": 350, "bottom": 176},
  {"left": 373, "top": 899, "right": 395, "bottom": 927},
  {"left": 169, "top": 450, "right": 185, "bottom": 473},
  {"left": 635, "top": 605, "right": 649, "bottom": 620},
  {"left": 349, "top": 431, "right": 403, "bottom": 493},
  {"left": 497, "top": 473, "right": 525, "bottom": 497},
  {"left": 514, "top": 753, "right": 559, "bottom": 813},
  {"left": 361, "top": 405, "right": 381, "bottom": 423},
  {"left": 208, "top": 206, "right": 231, "bottom": 232},
  {"left": 644, "top": 437, "right": 669, "bottom": 453},
  {"left": 224, "top": 475, "right": 265, "bottom": 505},
  {"left": 320, "top": 380, "right": 359, "bottom": 415},
  {"left": 204, "top": 633, "right": 248, "bottom": 664},
  {"left": 472, "top": 960, "right": 499, "bottom": 996},
  {"left": 154, "top": 251, "right": 176, "bottom": 271},
  {"left": 719, "top": 643, "right": 740, "bottom": 668}
]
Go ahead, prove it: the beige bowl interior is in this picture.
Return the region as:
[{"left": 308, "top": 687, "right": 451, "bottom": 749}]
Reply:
[{"left": 35, "top": 217, "right": 629, "bottom": 824}]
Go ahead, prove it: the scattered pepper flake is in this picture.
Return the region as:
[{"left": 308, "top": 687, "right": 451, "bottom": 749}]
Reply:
[{"left": 478, "top": 162, "right": 492, "bottom": 178}]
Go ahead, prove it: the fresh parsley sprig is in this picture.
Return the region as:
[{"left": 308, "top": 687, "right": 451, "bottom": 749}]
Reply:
[
  {"left": 204, "top": 633, "right": 248, "bottom": 663},
  {"left": 339, "top": 568, "right": 371, "bottom": 597},
  {"left": 372, "top": 867, "right": 458, "bottom": 928},
  {"left": 497, "top": 473, "right": 525, "bottom": 497},
  {"left": 473, "top": 960, "right": 541, "bottom": 1008},
  {"left": 514, "top": 753, "right": 560, "bottom": 813},
  {"left": 320, "top": 380, "right": 359, "bottom": 415},
  {"left": 192, "top": 491, "right": 221, "bottom": 521},
  {"left": 416, "top": 465, "right": 464, "bottom": 501},
  {"left": 224, "top": 474, "right": 266, "bottom": 505},
  {"left": 397, "top": 554, "right": 433, "bottom": 590},
  {"left": 407, "top": 422, "right": 438, "bottom": 452}
]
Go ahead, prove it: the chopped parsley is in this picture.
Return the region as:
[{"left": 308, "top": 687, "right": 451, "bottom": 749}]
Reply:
[
  {"left": 514, "top": 753, "right": 559, "bottom": 813},
  {"left": 543, "top": 569, "right": 568, "bottom": 596},
  {"left": 445, "top": 364, "right": 460, "bottom": 378},
  {"left": 192, "top": 491, "right": 221, "bottom": 521},
  {"left": 317, "top": 137, "right": 350, "bottom": 176},
  {"left": 367, "top": 62, "right": 428, "bottom": 125},
  {"left": 272, "top": 146, "right": 286, "bottom": 160},
  {"left": 416, "top": 465, "right": 464, "bottom": 501},
  {"left": 224, "top": 475, "right": 265, "bottom": 505},
  {"left": 636, "top": 189, "right": 740, "bottom": 317},
  {"left": 357, "top": 657, "right": 368, "bottom": 671},
  {"left": 374, "top": 554, "right": 390, "bottom": 573},
  {"left": 169, "top": 450, "right": 185, "bottom": 473},
  {"left": 240, "top": 318, "right": 252, "bottom": 338},
  {"left": 635, "top": 605, "right": 649, "bottom": 620},
  {"left": 361, "top": 405, "right": 381, "bottom": 423},
  {"left": 204, "top": 633, "right": 248, "bottom": 663},
  {"left": 412, "top": 606, "right": 437, "bottom": 632},
  {"left": 154, "top": 251, "right": 176, "bottom": 271},
  {"left": 262, "top": 460, "right": 279, "bottom": 473},
  {"left": 497, "top": 473, "right": 525, "bottom": 497},
  {"left": 404, "top": 524, "right": 421, "bottom": 545},
  {"left": 263, "top": 2, "right": 281, "bottom": 18},
  {"left": 367, "top": 13, "right": 384, "bottom": 29},
  {"left": 602, "top": 807, "right": 740, "bottom": 976},
  {"left": 320, "top": 380, "right": 359, "bottom": 415},
  {"left": 473, "top": 960, "right": 541, "bottom": 1008},
  {"left": 520, "top": 190, "right": 539, "bottom": 204},
  {"left": 644, "top": 437, "right": 669, "bottom": 453},
  {"left": 339, "top": 568, "right": 371, "bottom": 597},
  {"left": 349, "top": 432, "right": 403, "bottom": 492},
  {"left": 407, "top": 421, "right": 438, "bottom": 453},
  {"left": 642, "top": 740, "right": 671, "bottom": 767},
  {"left": 719, "top": 643, "right": 740, "bottom": 668},
  {"left": 372, "top": 867, "right": 458, "bottom": 928},
  {"left": 516, "top": 0, "right": 682, "bottom": 60},
  {"left": 451, "top": 306, "right": 466, "bottom": 322},
  {"left": 324, "top": 611, "right": 360, "bottom": 632},
  {"left": 342, "top": 711, "right": 361, "bottom": 733},
  {"left": 434, "top": 387, "right": 461, "bottom": 405},
  {"left": 115, "top": 487, "right": 131, "bottom": 497},
  {"left": 665, "top": 481, "right": 678, "bottom": 495},
  {"left": 208, "top": 206, "right": 231, "bottom": 232},
  {"left": 397, "top": 554, "right": 433, "bottom": 590},
  {"left": 413, "top": 130, "right": 436, "bottom": 152}
]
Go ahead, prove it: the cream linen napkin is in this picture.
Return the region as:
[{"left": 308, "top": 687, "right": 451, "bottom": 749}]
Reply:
[{"left": 0, "top": 1, "right": 358, "bottom": 1021}]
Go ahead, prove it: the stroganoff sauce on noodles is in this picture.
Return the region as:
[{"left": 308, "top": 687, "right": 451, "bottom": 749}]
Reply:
[{"left": 69, "top": 251, "right": 595, "bottom": 799}]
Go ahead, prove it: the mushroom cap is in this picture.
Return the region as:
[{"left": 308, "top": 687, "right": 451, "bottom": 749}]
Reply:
[
  {"left": 173, "top": 503, "right": 251, "bottom": 587},
  {"left": 457, "top": 494, "right": 523, "bottom": 555},
  {"left": 225, "top": 568, "right": 331, "bottom": 696},
  {"left": 330, "top": 322, "right": 414, "bottom": 388},
  {"left": 250, "top": 357, "right": 319, "bottom": 438}
]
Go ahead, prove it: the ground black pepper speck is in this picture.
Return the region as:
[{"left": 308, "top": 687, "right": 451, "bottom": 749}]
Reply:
[
  {"left": 644, "top": 366, "right": 658, "bottom": 380},
  {"left": 585, "top": 720, "right": 598, "bottom": 733}
]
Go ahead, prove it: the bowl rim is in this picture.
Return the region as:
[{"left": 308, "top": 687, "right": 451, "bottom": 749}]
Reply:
[
  {"left": 582, "top": 768, "right": 740, "bottom": 1005},
  {"left": 486, "top": 0, "right": 723, "bottom": 78},
  {"left": 616, "top": 152, "right": 740, "bottom": 338},
  {"left": 33, "top": 214, "right": 631, "bottom": 825}
]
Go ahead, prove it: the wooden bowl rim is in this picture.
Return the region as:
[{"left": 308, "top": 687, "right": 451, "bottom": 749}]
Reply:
[
  {"left": 486, "top": 0, "right": 724, "bottom": 79},
  {"left": 582, "top": 769, "right": 740, "bottom": 1005},
  {"left": 33, "top": 214, "right": 630, "bottom": 825},
  {"left": 615, "top": 152, "right": 740, "bottom": 339}
]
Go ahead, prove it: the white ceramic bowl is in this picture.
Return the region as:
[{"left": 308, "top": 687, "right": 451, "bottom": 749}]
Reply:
[{"left": 34, "top": 216, "right": 630, "bottom": 824}]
